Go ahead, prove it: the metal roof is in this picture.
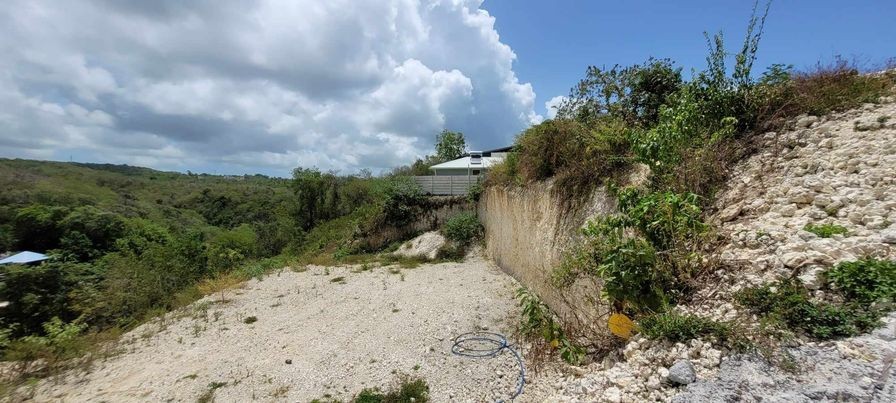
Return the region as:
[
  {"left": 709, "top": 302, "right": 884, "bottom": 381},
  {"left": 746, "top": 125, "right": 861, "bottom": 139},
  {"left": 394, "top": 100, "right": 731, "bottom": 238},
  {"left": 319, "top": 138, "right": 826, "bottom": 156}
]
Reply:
[
  {"left": 0, "top": 251, "right": 50, "bottom": 265},
  {"left": 429, "top": 155, "right": 505, "bottom": 170}
]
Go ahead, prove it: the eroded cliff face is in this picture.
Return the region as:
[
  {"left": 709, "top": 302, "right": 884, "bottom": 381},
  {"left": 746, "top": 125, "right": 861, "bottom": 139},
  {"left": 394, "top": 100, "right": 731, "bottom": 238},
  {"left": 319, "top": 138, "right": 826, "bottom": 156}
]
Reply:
[{"left": 478, "top": 180, "right": 618, "bottom": 329}]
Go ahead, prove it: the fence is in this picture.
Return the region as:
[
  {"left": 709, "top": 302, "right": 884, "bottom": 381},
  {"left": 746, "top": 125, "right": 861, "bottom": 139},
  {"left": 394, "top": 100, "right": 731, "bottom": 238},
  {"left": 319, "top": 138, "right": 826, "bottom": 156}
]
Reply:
[{"left": 412, "top": 175, "right": 478, "bottom": 196}]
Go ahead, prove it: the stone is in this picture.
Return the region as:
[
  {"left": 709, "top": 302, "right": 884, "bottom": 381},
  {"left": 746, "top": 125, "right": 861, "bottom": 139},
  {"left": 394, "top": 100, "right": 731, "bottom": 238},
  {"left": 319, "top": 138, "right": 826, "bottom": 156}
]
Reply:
[
  {"left": 797, "top": 115, "right": 818, "bottom": 128},
  {"left": 667, "top": 359, "right": 697, "bottom": 385},
  {"left": 781, "top": 252, "right": 806, "bottom": 268},
  {"left": 882, "top": 229, "right": 896, "bottom": 245},
  {"left": 392, "top": 231, "right": 447, "bottom": 260},
  {"left": 779, "top": 204, "right": 797, "bottom": 217},
  {"left": 718, "top": 204, "right": 742, "bottom": 222},
  {"left": 799, "top": 267, "right": 826, "bottom": 290},
  {"left": 603, "top": 386, "right": 622, "bottom": 403}
]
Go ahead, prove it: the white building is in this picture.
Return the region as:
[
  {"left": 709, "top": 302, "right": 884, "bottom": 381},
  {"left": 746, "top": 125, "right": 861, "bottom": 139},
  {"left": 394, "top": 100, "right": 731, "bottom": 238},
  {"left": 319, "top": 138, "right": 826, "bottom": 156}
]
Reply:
[{"left": 428, "top": 146, "right": 511, "bottom": 176}]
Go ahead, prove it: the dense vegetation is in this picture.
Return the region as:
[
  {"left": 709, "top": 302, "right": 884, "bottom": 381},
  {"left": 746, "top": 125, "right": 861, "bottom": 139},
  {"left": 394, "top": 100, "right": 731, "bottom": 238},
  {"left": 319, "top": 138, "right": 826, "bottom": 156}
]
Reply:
[
  {"left": 496, "top": 2, "right": 896, "bottom": 356},
  {"left": 736, "top": 259, "right": 896, "bottom": 340},
  {"left": 0, "top": 152, "right": 451, "bottom": 376}
]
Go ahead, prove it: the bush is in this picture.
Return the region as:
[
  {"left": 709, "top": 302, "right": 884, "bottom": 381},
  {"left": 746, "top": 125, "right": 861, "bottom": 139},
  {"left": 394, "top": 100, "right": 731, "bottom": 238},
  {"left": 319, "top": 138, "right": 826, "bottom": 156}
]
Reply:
[
  {"left": 827, "top": 259, "right": 896, "bottom": 304},
  {"left": 555, "top": 189, "right": 707, "bottom": 312},
  {"left": 380, "top": 178, "right": 425, "bottom": 227},
  {"left": 516, "top": 288, "right": 584, "bottom": 364},
  {"left": 803, "top": 223, "right": 848, "bottom": 238},
  {"left": 736, "top": 278, "right": 881, "bottom": 340},
  {"left": 483, "top": 151, "right": 520, "bottom": 187},
  {"left": 557, "top": 58, "right": 683, "bottom": 127},
  {"left": 4, "top": 317, "right": 88, "bottom": 367},
  {"left": 440, "top": 212, "right": 481, "bottom": 245},
  {"left": 791, "top": 58, "right": 895, "bottom": 117},
  {"left": 639, "top": 312, "right": 746, "bottom": 349},
  {"left": 466, "top": 180, "right": 483, "bottom": 203},
  {"left": 514, "top": 118, "right": 631, "bottom": 192},
  {"left": 0, "top": 262, "right": 98, "bottom": 337}
]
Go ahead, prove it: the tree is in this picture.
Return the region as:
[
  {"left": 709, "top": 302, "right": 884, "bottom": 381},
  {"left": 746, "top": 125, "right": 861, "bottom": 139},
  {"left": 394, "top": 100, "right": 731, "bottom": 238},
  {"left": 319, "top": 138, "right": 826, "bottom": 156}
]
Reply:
[
  {"left": 557, "top": 58, "right": 682, "bottom": 127},
  {"left": 435, "top": 130, "right": 466, "bottom": 161}
]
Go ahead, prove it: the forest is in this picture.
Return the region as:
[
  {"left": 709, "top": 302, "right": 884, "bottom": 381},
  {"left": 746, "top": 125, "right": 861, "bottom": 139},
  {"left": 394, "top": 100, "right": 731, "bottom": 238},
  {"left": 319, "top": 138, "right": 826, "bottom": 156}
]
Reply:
[{"left": 0, "top": 150, "right": 462, "bottom": 367}]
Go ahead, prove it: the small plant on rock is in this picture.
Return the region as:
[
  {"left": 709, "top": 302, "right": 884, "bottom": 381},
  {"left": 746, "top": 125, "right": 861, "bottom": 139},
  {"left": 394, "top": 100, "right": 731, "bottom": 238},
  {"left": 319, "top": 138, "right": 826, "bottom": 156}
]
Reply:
[
  {"left": 827, "top": 259, "right": 896, "bottom": 304},
  {"left": 736, "top": 278, "right": 881, "bottom": 340},
  {"left": 803, "top": 223, "right": 848, "bottom": 238},
  {"left": 639, "top": 312, "right": 748, "bottom": 350}
]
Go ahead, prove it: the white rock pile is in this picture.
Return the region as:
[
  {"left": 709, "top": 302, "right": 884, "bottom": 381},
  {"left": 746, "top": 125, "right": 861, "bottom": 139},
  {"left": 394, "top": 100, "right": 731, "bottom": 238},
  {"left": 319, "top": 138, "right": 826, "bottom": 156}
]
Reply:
[
  {"left": 530, "top": 336, "right": 725, "bottom": 402},
  {"left": 393, "top": 231, "right": 447, "bottom": 260}
]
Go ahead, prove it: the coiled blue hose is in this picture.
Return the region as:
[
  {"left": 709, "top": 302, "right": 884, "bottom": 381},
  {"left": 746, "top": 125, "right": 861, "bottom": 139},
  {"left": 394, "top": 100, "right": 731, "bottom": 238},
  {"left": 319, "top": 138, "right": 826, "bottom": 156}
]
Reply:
[{"left": 451, "top": 331, "right": 526, "bottom": 402}]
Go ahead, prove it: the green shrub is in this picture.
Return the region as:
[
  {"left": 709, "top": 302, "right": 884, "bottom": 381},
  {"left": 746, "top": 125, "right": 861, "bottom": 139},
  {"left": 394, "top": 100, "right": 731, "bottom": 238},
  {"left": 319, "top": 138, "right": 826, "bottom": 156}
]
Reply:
[
  {"left": 435, "top": 243, "right": 466, "bottom": 261},
  {"left": 555, "top": 189, "right": 707, "bottom": 312},
  {"left": 4, "top": 317, "right": 88, "bottom": 364},
  {"left": 380, "top": 178, "right": 425, "bottom": 227},
  {"left": 557, "top": 58, "right": 683, "bottom": 127},
  {"left": 736, "top": 278, "right": 880, "bottom": 340},
  {"left": 792, "top": 59, "right": 895, "bottom": 117},
  {"left": 514, "top": 118, "right": 631, "bottom": 192},
  {"left": 440, "top": 212, "right": 481, "bottom": 245},
  {"left": 466, "top": 180, "right": 483, "bottom": 203},
  {"left": 483, "top": 151, "right": 520, "bottom": 187},
  {"left": 0, "top": 262, "right": 98, "bottom": 337},
  {"left": 517, "top": 288, "right": 584, "bottom": 364},
  {"left": 639, "top": 312, "right": 747, "bottom": 349},
  {"left": 827, "top": 259, "right": 896, "bottom": 304},
  {"left": 803, "top": 223, "right": 848, "bottom": 238}
]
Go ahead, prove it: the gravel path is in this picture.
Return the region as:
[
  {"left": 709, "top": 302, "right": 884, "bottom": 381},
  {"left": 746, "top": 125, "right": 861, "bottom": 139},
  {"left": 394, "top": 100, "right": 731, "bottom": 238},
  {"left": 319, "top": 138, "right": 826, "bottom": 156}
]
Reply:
[{"left": 24, "top": 254, "right": 548, "bottom": 402}]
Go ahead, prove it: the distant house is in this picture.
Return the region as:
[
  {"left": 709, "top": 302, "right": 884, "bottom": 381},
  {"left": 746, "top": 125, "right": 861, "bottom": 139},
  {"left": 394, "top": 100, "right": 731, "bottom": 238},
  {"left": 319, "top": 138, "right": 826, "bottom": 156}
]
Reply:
[
  {"left": 0, "top": 251, "right": 50, "bottom": 265},
  {"left": 429, "top": 146, "right": 512, "bottom": 177}
]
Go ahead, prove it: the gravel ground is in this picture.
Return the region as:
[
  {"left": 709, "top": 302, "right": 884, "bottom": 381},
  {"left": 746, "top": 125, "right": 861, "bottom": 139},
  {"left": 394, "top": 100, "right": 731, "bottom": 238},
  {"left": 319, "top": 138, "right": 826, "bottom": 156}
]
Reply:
[{"left": 22, "top": 253, "right": 550, "bottom": 402}]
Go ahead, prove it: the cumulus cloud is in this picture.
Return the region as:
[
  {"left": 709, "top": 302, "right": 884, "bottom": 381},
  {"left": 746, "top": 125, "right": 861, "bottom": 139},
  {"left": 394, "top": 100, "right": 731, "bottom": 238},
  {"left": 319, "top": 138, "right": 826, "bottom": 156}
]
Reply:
[
  {"left": 544, "top": 95, "right": 567, "bottom": 120},
  {"left": 0, "top": 0, "right": 538, "bottom": 175}
]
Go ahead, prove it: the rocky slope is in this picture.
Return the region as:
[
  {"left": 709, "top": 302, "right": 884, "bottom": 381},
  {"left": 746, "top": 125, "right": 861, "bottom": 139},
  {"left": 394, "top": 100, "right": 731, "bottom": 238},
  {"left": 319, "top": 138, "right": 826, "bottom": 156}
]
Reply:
[{"left": 535, "top": 98, "right": 896, "bottom": 402}]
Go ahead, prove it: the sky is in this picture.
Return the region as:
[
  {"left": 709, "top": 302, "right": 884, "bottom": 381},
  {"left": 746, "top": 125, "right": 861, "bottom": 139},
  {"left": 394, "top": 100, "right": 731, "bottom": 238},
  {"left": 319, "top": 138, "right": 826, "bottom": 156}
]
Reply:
[{"left": 0, "top": 1, "right": 893, "bottom": 177}]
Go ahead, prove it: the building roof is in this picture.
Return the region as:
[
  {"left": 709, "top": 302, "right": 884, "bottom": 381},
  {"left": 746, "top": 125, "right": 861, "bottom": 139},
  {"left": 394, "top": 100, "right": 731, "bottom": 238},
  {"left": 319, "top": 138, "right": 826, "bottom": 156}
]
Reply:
[
  {"left": 483, "top": 145, "right": 513, "bottom": 154},
  {"left": 429, "top": 155, "right": 505, "bottom": 170},
  {"left": 0, "top": 251, "right": 50, "bottom": 265}
]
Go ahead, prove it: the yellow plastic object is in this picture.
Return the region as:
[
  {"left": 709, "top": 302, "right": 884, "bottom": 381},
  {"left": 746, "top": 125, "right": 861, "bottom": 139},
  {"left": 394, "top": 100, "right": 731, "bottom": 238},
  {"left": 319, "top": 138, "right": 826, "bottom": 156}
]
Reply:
[{"left": 608, "top": 313, "right": 635, "bottom": 339}]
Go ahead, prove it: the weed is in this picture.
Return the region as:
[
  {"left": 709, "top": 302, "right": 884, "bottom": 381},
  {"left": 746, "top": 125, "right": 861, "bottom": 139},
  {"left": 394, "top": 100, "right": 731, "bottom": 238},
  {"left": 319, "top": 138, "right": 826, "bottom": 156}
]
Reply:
[
  {"left": 197, "top": 381, "right": 228, "bottom": 403},
  {"left": 639, "top": 312, "right": 749, "bottom": 350},
  {"left": 270, "top": 385, "right": 290, "bottom": 398},
  {"left": 803, "top": 223, "right": 848, "bottom": 238},
  {"left": 736, "top": 278, "right": 881, "bottom": 340},
  {"left": 827, "top": 259, "right": 896, "bottom": 304},
  {"left": 243, "top": 316, "right": 258, "bottom": 324},
  {"left": 516, "top": 288, "right": 584, "bottom": 365}
]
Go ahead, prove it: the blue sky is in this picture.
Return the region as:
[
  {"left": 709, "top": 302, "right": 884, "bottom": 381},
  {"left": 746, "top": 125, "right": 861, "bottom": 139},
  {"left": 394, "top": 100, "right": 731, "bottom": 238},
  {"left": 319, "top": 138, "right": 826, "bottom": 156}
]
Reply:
[
  {"left": 484, "top": 0, "right": 896, "bottom": 118},
  {"left": 0, "top": 1, "right": 893, "bottom": 176}
]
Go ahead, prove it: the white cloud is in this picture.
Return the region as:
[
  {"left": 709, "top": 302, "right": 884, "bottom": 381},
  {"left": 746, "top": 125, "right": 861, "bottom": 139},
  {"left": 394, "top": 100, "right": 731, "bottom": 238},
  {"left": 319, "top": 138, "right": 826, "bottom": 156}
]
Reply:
[
  {"left": 544, "top": 95, "right": 567, "bottom": 119},
  {"left": 0, "top": 0, "right": 537, "bottom": 175}
]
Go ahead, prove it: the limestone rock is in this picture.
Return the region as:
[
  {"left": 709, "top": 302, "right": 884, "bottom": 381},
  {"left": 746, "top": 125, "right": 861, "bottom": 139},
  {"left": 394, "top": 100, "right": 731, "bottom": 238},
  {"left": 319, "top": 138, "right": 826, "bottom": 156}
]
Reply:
[
  {"left": 667, "top": 359, "right": 697, "bottom": 385},
  {"left": 393, "top": 231, "right": 446, "bottom": 260}
]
